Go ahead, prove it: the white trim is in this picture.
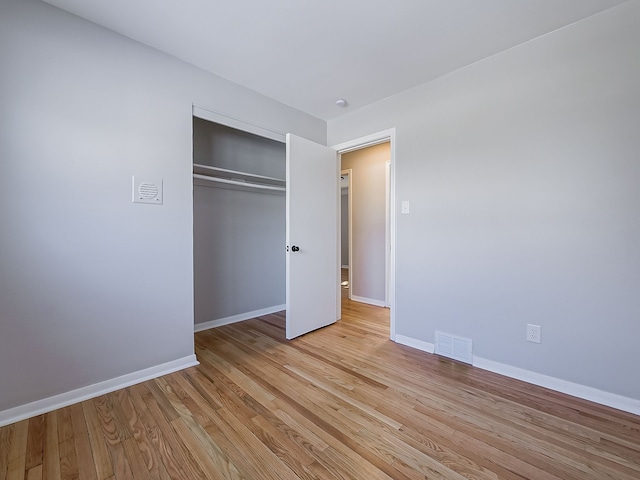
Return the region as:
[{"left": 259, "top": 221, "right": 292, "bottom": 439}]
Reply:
[
  {"left": 384, "top": 160, "right": 391, "bottom": 308},
  {"left": 331, "top": 128, "right": 396, "bottom": 341},
  {"left": 473, "top": 356, "right": 640, "bottom": 416},
  {"left": 0, "top": 355, "right": 199, "bottom": 427},
  {"left": 341, "top": 168, "right": 353, "bottom": 302},
  {"left": 332, "top": 130, "right": 393, "bottom": 154},
  {"left": 350, "top": 295, "right": 387, "bottom": 307},
  {"left": 335, "top": 151, "right": 342, "bottom": 322},
  {"left": 341, "top": 265, "right": 349, "bottom": 269},
  {"left": 194, "top": 305, "right": 286, "bottom": 332},
  {"left": 394, "top": 335, "right": 436, "bottom": 354},
  {"left": 392, "top": 333, "right": 640, "bottom": 416},
  {"left": 192, "top": 105, "right": 285, "bottom": 143}
]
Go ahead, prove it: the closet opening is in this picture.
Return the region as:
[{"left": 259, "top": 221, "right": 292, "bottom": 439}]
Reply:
[{"left": 192, "top": 116, "right": 287, "bottom": 332}]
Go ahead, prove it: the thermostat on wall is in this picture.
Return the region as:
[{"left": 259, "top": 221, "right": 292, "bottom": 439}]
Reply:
[{"left": 132, "top": 176, "right": 163, "bottom": 205}]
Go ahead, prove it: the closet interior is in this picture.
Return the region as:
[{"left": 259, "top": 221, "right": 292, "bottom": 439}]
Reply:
[{"left": 192, "top": 116, "right": 286, "bottom": 329}]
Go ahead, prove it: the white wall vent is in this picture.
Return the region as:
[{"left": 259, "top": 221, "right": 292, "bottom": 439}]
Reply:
[
  {"left": 435, "top": 331, "right": 473, "bottom": 364},
  {"left": 132, "top": 176, "right": 163, "bottom": 205}
]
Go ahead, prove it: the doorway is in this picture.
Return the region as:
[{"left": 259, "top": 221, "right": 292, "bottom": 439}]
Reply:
[
  {"left": 340, "top": 142, "right": 390, "bottom": 307},
  {"left": 333, "top": 129, "right": 396, "bottom": 340}
]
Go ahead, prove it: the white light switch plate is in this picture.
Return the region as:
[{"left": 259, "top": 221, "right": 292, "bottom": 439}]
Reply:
[
  {"left": 401, "top": 200, "right": 410, "bottom": 214},
  {"left": 132, "top": 176, "right": 163, "bottom": 205}
]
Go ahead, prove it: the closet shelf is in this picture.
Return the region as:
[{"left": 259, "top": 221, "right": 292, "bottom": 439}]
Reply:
[
  {"left": 193, "top": 174, "right": 285, "bottom": 192},
  {"left": 193, "top": 163, "right": 285, "bottom": 189}
]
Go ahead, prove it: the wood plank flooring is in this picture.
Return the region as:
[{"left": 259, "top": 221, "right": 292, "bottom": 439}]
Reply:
[{"left": 2, "top": 296, "right": 639, "bottom": 479}]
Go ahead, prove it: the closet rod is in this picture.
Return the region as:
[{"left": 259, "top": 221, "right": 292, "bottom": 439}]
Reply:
[
  {"left": 193, "top": 174, "right": 286, "bottom": 192},
  {"left": 193, "top": 163, "right": 284, "bottom": 185}
]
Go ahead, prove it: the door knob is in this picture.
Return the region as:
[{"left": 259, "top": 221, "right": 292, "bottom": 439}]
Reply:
[{"left": 291, "top": 245, "right": 300, "bottom": 252}]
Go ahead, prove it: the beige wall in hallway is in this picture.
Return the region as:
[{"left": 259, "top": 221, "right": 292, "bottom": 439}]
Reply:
[{"left": 341, "top": 142, "right": 390, "bottom": 304}]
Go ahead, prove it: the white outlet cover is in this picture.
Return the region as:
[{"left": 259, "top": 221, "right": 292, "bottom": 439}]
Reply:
[
  {"left": 132, "top": 176, "right": 163, "bottom": 205},
  {"left": 527, "top": 324, "right": 541, "bottom": 343}
]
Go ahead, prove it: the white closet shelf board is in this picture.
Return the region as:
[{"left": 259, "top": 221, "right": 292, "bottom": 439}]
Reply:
[
  {"left": 193, "top": 174, "right": 285, "bottom": 194},
  {"left": 193, "top": 164, "right": 285, "bottom": 186}
]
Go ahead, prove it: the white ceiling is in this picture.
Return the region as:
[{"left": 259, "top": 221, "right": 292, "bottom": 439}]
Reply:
[{"left": 43, "top": 0, "right": 628, "bottom": 121}]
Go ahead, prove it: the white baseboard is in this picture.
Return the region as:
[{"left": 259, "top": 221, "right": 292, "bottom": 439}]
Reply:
[
  {"left": 194, "top": 304, "right": 286, "bottom": 332},
  {"left": 0, "top": 354, "right": 199, "bottom": 428},
  {"left": 350, "top": 295, "right": 387, "bottom": 308},
  {"left": 341, "top": 265, "right": 349, "bottom": 269},
  {"left": 473, "top": 356, "right": 640, "bottom": 416},
  {"left": 393, "top": 334, "right": 640, "bottom": 416},
  {"left": 395, "top": 335, "right": 435, "bottom": 354}
]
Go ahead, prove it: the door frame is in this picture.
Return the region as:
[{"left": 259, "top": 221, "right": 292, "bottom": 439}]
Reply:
[
  {"left": 332, "top": 128, "right": 396, "bottom": 341},
  {"left": 340, "top": 169, "right": 353, "bottom": 300}
]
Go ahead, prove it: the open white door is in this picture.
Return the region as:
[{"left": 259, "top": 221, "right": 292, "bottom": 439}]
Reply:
[{"left": 286, "top": 134, "right": 339, "bottom": 339}]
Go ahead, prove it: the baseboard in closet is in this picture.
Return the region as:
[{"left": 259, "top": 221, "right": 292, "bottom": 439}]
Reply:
[{"left": 194, "top": 304, "right": 286, "bottom": 332}]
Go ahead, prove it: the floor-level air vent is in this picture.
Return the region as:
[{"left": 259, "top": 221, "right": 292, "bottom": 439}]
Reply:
[{"left": 435, "top": 331, "right": 473, "bottom": 364}]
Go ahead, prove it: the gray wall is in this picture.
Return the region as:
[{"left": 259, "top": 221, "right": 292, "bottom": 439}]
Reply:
[
  {"left": 328, "top": 3, "right": 640, "bottom": 401},
  {"left": 193, "top": 117, "right": 286, "bottom": 177},
  {"left": 193, "top": 120, "right": 285, "bottom": 323},
  {"left": 341, "top": 143, "right": 390, "bottom": 303},
  {"left": 0, "top": 0, "right": 324, "bottom": 413}
]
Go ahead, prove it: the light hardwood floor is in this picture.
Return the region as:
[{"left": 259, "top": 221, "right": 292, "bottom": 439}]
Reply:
[{"left": 2, "top": 294, "right": 639, "bottom": 479}]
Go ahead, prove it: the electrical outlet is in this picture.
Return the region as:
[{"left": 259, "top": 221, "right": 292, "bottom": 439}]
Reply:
[{"left": 527, "top": 324, "right": 541, "bottom": 343}]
